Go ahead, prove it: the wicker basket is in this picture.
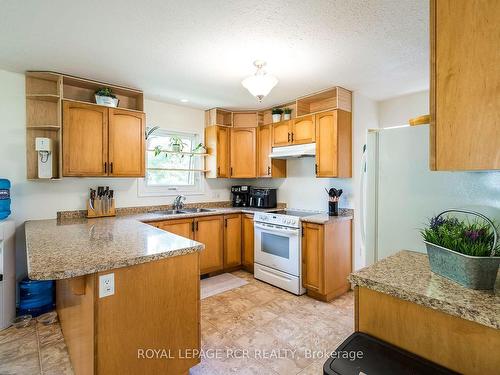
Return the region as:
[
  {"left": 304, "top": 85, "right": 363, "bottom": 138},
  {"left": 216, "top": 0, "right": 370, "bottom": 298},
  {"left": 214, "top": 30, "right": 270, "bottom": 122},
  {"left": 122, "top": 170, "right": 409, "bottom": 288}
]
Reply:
[{"left": 425, "top": 209, "right": 500, "bottom": 290}]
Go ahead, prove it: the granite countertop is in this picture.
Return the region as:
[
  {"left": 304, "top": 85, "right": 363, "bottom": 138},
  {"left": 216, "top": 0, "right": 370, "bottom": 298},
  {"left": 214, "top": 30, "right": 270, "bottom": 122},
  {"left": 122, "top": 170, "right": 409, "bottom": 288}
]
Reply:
[
  {"left": 25, "top": 206, "right": 284, "bottom": 280},
  {"left": 349, "top": 250, "right": 500, "bottom": 330},
  {"left": 300, "top": 208, "right": 354, "bottom": 224}
]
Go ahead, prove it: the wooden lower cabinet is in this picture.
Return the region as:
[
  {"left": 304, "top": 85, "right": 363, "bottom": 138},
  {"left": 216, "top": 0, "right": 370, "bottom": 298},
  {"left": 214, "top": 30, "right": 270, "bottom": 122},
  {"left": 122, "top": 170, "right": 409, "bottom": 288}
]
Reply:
[
  {"left": 195, "top": 216, "right": 224, "bottom": 274},
  {"left": 56, "top": 253, "right": 200, "bottom": 375},
  {"left": 302, "top": 219, "right": 352, "bottom": 301},
  {"left": 223, "top": 214, "right": 242, "bottom": 268},
  {"left": 242, "top": 214, "right": 254, "bottom": 272},
  {"left": 356, "top": 287, "right": 500, "bottom": 374},
  {"left": 154, "top": 218, "right": 194, "bottom": 239}
]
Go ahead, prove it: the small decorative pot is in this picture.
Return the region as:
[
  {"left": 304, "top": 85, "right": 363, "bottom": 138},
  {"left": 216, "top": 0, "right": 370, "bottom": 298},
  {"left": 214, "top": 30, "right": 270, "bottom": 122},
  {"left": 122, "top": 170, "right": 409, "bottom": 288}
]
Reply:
[
  {"left": 171, "top": 144, "right": 182, "bottom": 152},
  {"left": 283, "top": 113, "right": 291, "bottom": 120},
  {"left": 424, "top": 209, "right": 500, "bottom": 290},
  {"left": 95, "top": 95, "right": 119, "bottom": 107},
  {"left": 272, "top": 114, "right": 282, "bottom": 123}
]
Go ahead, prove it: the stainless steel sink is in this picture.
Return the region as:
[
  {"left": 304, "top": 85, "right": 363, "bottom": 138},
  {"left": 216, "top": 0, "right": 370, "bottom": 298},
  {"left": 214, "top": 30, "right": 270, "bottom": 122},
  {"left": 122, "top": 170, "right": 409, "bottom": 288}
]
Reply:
[
  {"left": 180, "top": 208, "right": 214, "bottom": 213},
  {"left": 152, "top": 210, "right": 186, "bottom": 215}
]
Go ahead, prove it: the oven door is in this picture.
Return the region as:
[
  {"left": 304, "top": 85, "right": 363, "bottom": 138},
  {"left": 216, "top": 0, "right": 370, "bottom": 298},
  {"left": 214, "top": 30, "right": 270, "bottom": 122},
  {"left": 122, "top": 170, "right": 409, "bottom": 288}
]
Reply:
[{"left": 254, "top": 222, "right": 300, "bottom": 276}]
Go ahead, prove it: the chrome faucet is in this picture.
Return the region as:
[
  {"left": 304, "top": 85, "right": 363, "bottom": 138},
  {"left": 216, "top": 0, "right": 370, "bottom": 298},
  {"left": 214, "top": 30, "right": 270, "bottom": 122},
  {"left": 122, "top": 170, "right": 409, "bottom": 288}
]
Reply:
[{"left": 172, "top": 195, "right": 186, "bottom": 210}]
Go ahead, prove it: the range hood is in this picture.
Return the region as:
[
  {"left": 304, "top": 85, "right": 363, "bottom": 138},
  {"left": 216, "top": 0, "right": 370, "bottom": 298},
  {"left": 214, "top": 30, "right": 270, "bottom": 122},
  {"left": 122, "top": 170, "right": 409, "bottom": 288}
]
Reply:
[{"left": 269, "top": 143, "right": 316, "bottom": 159}]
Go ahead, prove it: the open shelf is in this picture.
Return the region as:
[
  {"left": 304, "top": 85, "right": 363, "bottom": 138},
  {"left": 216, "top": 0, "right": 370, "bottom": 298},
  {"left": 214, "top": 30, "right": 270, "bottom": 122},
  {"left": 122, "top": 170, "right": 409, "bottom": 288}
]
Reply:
[
  {"left": 62, "top": 75, "right": 144, "bottom": 111},
  {"left": 205, "top": 108, "right": 233, "bottom": 127},
  {"left": 27, "top": 125, "right": 61, "bottom": 130},
  {"left": 62, "top": 98, "right": 144, "bottom": 113},
  {"left": 296, "top": 87, "right": 352, "bottom": 117},
  {"left": 26, "top": 94, "right": 60, "bottom": 102},
  {"left": 148, "top": 168, "right": 210, "bottom": 172},
  {"left": 148, "top": 150, "right": 209, "bottom": 156}
]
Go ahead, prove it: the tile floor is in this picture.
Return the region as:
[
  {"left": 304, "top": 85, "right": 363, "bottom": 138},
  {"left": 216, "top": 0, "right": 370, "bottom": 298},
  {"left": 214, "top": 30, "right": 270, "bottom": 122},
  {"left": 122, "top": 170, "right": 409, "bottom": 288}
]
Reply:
[
  {"left": 190, "top": 270, "right": 354, "bottom": 374},
  {"left": 0, "top": 270, "right": 353, "bottom": 375},
  {"left": 0, "top": 317, "right": 73, "bottom": 375}
]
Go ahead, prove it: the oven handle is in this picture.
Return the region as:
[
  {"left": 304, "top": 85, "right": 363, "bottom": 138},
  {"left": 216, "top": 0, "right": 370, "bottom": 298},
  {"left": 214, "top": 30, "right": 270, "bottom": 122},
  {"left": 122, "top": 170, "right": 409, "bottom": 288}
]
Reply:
[{"left": 254, "top": 223, "right": 300, "bottom": 235}]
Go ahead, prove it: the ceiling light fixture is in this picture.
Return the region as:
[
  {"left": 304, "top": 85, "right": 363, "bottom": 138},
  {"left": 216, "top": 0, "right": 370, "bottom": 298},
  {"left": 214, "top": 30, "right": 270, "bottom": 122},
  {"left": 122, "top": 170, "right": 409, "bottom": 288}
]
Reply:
[
  {"left": 241, "top": 60, "right": 278, "bottom": 102},
  {"left": 180, "top": 99, "right": 189, "bottom": 103}
]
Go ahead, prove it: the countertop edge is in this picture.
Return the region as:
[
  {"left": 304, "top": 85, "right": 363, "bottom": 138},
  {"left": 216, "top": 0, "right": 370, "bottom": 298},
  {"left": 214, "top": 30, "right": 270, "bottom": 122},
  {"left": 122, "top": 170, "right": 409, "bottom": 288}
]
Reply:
[
  {"left": 27, "top": 243, "right": 204, "bottom": 281},
  {"left": 349, "top": 273, "right": 499, "bottom": 330}
]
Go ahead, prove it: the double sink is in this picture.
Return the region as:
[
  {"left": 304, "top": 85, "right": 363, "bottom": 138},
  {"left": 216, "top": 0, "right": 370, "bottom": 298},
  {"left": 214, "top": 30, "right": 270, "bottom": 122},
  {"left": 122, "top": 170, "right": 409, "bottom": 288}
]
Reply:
[{"left": 152, "top": 208, "right": 215, "bottom": 215}]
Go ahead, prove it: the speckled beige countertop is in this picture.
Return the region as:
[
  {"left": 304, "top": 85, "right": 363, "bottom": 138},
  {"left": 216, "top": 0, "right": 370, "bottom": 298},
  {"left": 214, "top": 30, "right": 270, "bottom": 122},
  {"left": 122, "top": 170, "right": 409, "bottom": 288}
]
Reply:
[
  {"left": 349, "top": 250, "right": 500, "bottom": 330},
  {"left": 25, "top": 206, "right": 284, "bottom": 280},
  {"left": 300, "top": 208, "right": 353, "bottom": 224}
]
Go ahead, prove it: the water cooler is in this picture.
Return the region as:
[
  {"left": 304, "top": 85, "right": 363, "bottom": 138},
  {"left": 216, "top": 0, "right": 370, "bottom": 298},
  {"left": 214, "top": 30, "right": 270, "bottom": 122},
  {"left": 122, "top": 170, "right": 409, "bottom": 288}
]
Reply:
[{"left": 0, "top": 220, "right": 15, "bottom": 330}]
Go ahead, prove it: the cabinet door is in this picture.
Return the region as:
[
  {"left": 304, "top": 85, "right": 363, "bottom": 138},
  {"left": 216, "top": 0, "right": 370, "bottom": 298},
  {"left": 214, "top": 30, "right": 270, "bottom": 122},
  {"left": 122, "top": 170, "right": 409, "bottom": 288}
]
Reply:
[
  {"left": 195, "top": 216, "right": 224, "bottom": 274},
  {"left": 430, "top": 0, "right": 500, "bottom": 171},
  {"left": 217, "top": 127, "right": 230, "bottom": 178},
  {"left": 242, "top": 214, "right": 254, "bottom": 272},
  {"left": 292, "top": 115, "right": 315, "bottom": 144},
  {"left": 258, "top": 125, "right": 286, "bottom": 178},
  {"left": 155, "top": 219, "right": 194, "bottom": 239},
  {"left": 108, "top": 109, "right": 145, "bottom": 177},
  {"left": 272, "top": 121, "right": 291, "bottom": 147},
  {"left": 316, "top": 111, "right": 338, "bottom": 177},
  {"left": 62, "top": 101, "right": 108, "bottom": 176},
  {"left": 224, "top": 214, "right": 242, "bottom": 268},
  {"left": 230, "top": 128, "right": 256, "bottom": 178},
  {"left": 315, "top": 110, "right": 352, "bottom": 178},
  {"left": 302, "top": 223, "right": 324, "bottom": 293}
]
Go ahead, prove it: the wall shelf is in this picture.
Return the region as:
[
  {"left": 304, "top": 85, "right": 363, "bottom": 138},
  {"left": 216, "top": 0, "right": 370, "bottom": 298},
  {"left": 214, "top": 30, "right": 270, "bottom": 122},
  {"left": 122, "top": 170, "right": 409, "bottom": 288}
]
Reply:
[
  {"left": 27, "top": 125, "right": 61, "bottom": 130},
  {"left": 147, "top": 150, "right": 208, "bottom": 157},
  {"left": 26, "top": 94, "right": 60, "bottom": 102}
]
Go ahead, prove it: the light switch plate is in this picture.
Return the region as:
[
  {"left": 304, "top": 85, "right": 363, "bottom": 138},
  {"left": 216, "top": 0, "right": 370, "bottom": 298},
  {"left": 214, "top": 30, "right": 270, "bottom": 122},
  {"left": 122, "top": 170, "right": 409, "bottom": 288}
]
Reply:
[{"left": 99, "top": 273, "right": 115, "bottom": 298}]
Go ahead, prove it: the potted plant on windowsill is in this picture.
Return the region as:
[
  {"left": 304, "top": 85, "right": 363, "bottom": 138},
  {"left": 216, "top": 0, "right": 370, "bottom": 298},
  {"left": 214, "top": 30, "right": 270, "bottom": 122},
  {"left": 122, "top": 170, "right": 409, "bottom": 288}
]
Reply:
[
  {"left": 95, "top": 87, "right": 119, "bottom": 107},
  {"left": 192, "top": 143, "right": 207, "bottom": 154},
  {"left": 283, "top": 107, "right": 292, "bottom": 120},
  {"left": 421, "top": 209, "right": 500, "bottom": 290},
  {"left": 272, "top": 108, "right": 283, "bottom": 123},
  {"left": 169, "top": 136, "right": 187, "bottom": 153}
]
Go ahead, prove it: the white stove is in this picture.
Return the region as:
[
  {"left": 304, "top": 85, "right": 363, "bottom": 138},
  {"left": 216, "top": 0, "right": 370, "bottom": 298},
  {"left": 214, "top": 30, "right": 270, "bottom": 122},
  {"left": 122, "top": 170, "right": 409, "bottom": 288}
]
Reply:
[{"left": 253, "top": 209, "right": 319, "bottom": 295}]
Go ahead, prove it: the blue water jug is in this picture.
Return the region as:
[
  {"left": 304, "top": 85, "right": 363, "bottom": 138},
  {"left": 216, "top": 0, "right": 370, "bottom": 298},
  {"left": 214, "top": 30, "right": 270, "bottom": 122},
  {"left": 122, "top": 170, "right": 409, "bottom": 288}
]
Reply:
[
  {"left": 0, "top": 179, "right": 11, "bottom": 220},
  {"left": 18, "top": 278, "right": 55, "bottom": 317}
]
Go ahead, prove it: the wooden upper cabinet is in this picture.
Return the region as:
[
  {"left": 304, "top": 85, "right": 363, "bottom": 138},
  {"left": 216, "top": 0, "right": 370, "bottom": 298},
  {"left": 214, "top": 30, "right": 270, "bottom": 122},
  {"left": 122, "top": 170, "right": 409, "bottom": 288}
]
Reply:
[
  {"left": 195, "top": 215, "right": 224, "bottom": 274},
  {"left": 230, "top": 128, "right": 256, "bottom": 178},
  {"left": 292, "top": 115, "right": 315, "bottom": 144},
  {"left": 223, "top": 214, "right": 242, "bottom": 268},
  {"left": 108, "top": 109, "right": 145, "bottom": 177},
  {"left": 430, "top": 0, "right": 500, "bottom": 170},
  {"left": 242, "top": 214, "right": 254, "bottom": 272},
  {"left": 315, "top": 110, "right": 352, "bottom": 178},
  {"left": 205, "top": 125, "right": 230, "bottom": 178},
  {"left": 272, "top": 121, "right": 292, "bottom": 147},
  {"left": 258, "top": 125, "right": 286, "bottom": 178},
  {"left": 302, "top": 223, "right": 324, "bottom": 293},
  {"left": 62, "top": 101, "right": 108, "bottom": 176}
]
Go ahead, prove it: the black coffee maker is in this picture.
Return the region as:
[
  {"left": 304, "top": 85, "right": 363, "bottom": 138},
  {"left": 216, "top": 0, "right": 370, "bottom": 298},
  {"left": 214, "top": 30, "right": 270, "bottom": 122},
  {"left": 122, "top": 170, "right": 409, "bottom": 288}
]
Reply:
[
  {"left": 231, "top": 185, "right": 251, "bottom": 207},
  {"left": 249, "top": 188, "right": 277, "bottom": 208}
]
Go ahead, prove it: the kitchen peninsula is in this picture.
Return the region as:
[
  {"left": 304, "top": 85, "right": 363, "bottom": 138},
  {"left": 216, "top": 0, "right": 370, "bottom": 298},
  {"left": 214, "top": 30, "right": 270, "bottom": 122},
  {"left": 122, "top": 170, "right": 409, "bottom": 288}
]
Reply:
[
  {"left": 25, "top": 215, "right": 204, "bottom": 375},
  {"left": 349, "top": 250, "right": 500, "bottom": 374}
]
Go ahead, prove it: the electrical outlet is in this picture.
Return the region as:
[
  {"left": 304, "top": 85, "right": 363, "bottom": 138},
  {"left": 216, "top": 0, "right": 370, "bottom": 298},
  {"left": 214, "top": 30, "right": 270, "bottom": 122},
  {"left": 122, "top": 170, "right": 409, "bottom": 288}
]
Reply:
[{"left": 99, "top": 273, "right": 115, "bottom": 298}]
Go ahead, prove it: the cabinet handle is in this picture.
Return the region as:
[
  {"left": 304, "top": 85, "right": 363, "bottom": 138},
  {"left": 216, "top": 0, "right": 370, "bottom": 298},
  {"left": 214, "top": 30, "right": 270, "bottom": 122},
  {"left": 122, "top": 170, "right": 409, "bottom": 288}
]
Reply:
[
  {"left": 196, "top": 221, "right": 199, "bottom": 231},
  {"left": 267, "top": 166, "right": 271, "bottom": 175},
  {"left": 230, "top": 167, "right": 233, "bottom": 176},
  {"left": 225, "top": 218, "right": 228, "bottom": 227},
  {"left": 291, "top": 132, "right": 294, "bottom": 142},
  {"left": 217, "top": 166, "right": 220, "bottom": 176},
  {"left": 191, "top": 221, "right": 195, "bottom": 232},
  {"left": 110, "top": 162, "right": 113, "bottom": 174},
  {"left": 287, "top": 132, "right": 291, "bottom": 142},
  {"left": 315, "top": 164, "right": 318, "bottom": 175},
  {"left": 104, "top": 162, "right": 107, "bottom": 173}
]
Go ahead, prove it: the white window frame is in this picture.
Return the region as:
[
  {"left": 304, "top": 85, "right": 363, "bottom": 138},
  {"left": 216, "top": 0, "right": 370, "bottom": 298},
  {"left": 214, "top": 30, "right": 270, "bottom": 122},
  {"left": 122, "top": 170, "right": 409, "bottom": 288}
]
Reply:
[{"left": 137, "top": 129, "right": 205, "bottom": 197}]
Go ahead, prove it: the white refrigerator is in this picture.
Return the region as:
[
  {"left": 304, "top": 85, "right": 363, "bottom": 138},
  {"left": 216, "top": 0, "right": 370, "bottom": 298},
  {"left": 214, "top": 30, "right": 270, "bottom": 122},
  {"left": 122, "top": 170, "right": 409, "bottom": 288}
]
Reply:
[{"left": 362, "top": 125, "right": 500, "bottom": 265}]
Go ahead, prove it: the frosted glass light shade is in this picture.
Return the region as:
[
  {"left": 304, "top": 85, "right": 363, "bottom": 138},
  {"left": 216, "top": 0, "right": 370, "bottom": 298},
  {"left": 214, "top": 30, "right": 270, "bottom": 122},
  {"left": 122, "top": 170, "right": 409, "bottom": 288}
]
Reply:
[{"left": 241, "top": 61, "right": 278, "bottom": 102}]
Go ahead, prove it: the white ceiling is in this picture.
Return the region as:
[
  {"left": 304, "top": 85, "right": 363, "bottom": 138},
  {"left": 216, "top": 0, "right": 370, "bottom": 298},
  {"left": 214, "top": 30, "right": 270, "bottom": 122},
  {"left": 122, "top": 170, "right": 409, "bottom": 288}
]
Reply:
[{"left": 0, "top": 0, "right": 429, "bottom": 109}]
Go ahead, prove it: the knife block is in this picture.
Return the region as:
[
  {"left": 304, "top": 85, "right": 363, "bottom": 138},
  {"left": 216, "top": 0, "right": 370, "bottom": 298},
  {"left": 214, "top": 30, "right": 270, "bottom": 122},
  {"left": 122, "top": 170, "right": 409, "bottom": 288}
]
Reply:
[{"left": 86, "top": 198, "right": 116, "bottom": 218}]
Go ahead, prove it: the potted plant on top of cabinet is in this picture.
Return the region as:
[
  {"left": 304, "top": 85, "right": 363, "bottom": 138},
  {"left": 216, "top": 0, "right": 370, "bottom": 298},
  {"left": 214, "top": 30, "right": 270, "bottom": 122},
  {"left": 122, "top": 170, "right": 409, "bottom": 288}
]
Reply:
[
  {"left": 272, "top": 108, "right": 283, "bottom": 123},
  {"left": 95, "top": 87, "right": 119, "bottom": 107},
  {"left": 283, "top": 107, "right": 292, "bottom": 120}
]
